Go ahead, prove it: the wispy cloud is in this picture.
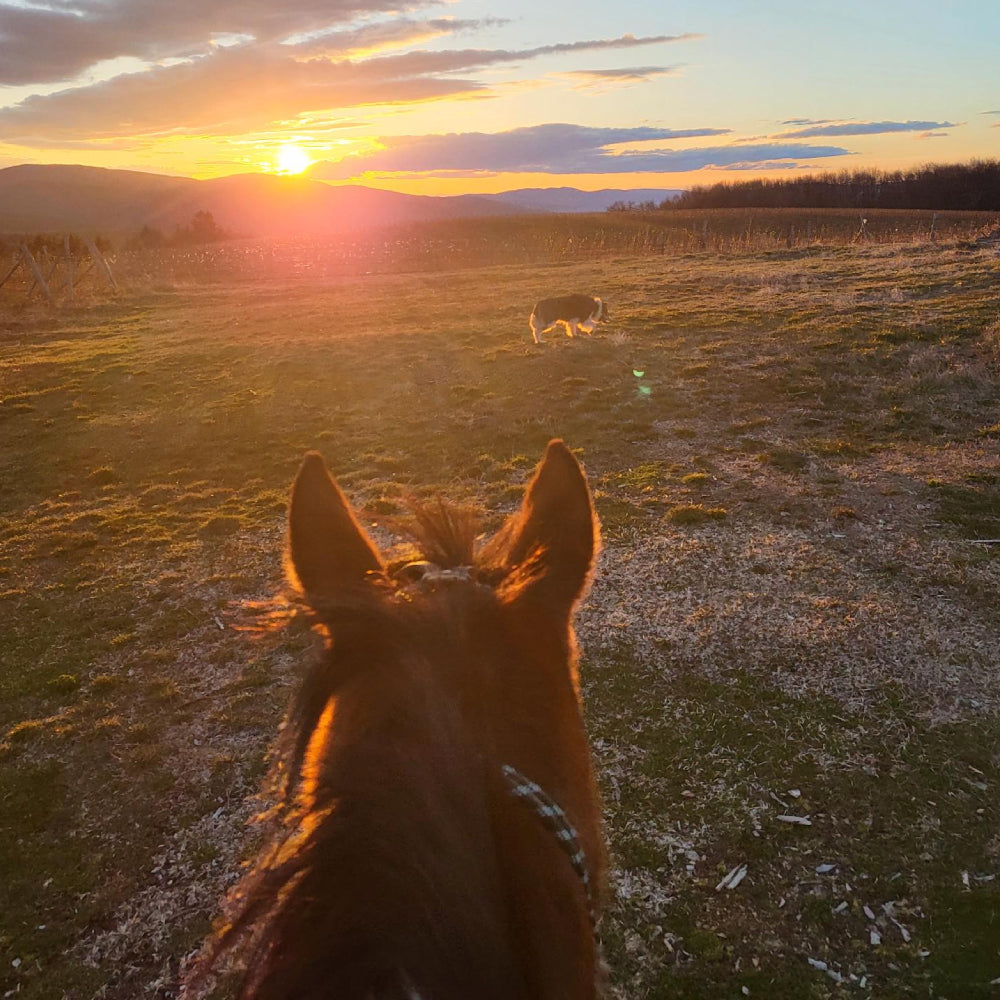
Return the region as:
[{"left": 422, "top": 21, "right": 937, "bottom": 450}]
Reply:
[
  {"left": 0, "top": 34, "right": 687, "bottom": 142},
  {"left": 558, "top": 66, "right": 680, "bottom": 91},
  {"left": 709, "top": 160, "right": 819, "bottom": 171},
  {"left": 778, "top": 119, "right": 957, "bottom": 138},
  {"left": 280, "top": 18, "right": 509, "bottom": 58},
  {"left": 308, "top": 123, "right": 848, "bottom": 177},
  {"left": 779, "top": 118, "right": 834, "bottom": 127}
]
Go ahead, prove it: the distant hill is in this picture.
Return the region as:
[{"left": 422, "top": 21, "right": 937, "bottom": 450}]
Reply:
[
  {"left": 0, "top": 164, "right": 685, "bottom": 238},
  {"left": 476, "top": 187, "right": 683, "bottom": 213},
  {"left": 0, "top": 164, "right": 198, "bottom": 235},
  {"left": 0, "top": 164, "right": 520, "bottom": 239}
]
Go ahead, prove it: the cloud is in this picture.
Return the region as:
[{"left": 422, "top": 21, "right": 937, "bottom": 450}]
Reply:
[
  {"left": 282, "top": 18, "right": 507, "bottom": 58},
  {"left": 780, "top": 118, "right": 833, "bottom": 127},
  {"left": 558, "top": 66, "right": 679, "bottom": 90},
  {"left": 917, "top": 131, "right": 949, "bottom": 139},
  {"left": 308, "top": 123, "right": 848, "bottom": 177},
  {"left": 709, "top": 160, "right": 820, "bottom": 171},
  {"left": 0, "top": 0, "right": 415, "bottom": 86},
  {"left": 779, "top": 119, "right": 956, "bottom": 138},
  {"left": 0, "top": 49, "right": 479, "bottom": 142},
  {"left": 0, "top": 34, "right": 686, "bottom": 141}
]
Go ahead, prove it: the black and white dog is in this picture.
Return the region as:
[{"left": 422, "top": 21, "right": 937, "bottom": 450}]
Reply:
[{"left": 529, "top": 294, "right": 607, "bottom": 344}]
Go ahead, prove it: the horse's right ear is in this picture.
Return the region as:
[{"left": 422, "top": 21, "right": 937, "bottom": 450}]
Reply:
[
  {"left": 491, "top": 439, "right": 598, "bottom": 613},
  {"left": 287, "top": 452, "right": 383, "bottom": 600}
]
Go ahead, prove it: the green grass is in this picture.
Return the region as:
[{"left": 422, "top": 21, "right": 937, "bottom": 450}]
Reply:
[
  {"left": 1, "top": 238, "right": 999, "bottom": 997},
  {"left": 585, "top": 654, "right": 1000, "bottom": 997}
]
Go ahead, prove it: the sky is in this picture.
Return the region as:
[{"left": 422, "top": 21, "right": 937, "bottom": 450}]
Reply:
[{"left": 0, "top": 0, "right": 997, "bottom": 194}]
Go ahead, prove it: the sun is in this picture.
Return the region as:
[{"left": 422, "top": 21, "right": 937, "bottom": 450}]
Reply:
[{"left": 275, "top": 144, "right": 312, "bottom": 175}]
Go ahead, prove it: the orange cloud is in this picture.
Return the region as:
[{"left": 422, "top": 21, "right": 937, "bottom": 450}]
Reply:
[{"left": 0, "top": 33, "right": 691, "bottom": 143}]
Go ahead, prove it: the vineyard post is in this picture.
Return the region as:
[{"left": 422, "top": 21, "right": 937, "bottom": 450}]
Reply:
[
  {"left": 0, "top": 249, "right": 22, "bottom": 291},
  {"left": 64, "top": 235, "right": 74, "bottom": 305},
  {"left": 20, "top": 244, "right": 55, "bottom": 304},
  {"left": 85, "top": 238, "right": 119, "bottom": 292}
]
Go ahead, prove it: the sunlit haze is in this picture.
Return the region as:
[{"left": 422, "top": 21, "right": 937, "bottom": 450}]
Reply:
[
  {"left": 0, "top": 0, "right": 997, "bottom": 193},
  {"left": 275, "top": 144, "right": 312, "bottom": 175}
]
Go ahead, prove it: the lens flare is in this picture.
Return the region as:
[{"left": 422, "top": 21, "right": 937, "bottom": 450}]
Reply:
[{"left": 276, "top": 144, "right": 312, "bottom": 175}]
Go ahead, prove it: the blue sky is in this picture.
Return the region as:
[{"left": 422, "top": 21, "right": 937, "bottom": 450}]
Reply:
[{"left": 0, "top": 0, "right": 996, "bottom": 192}]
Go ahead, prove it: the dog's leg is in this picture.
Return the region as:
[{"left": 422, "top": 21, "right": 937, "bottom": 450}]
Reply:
[
  {"left": 567, "top": 321, "right": 579, "bottom": 338},
  {"left": 530, "top": 314, "right": 542, "bottom": 344}
]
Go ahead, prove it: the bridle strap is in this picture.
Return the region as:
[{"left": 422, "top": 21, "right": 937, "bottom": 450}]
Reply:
[{"left": 500, "top": 763, "right": 598, "bottom": 929}]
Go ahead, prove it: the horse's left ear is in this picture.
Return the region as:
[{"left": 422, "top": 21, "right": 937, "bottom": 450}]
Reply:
[
  {"left": 495, "top": 440, "right": 598, "bottom": 611},
  {"left": 287, "top": 452, "right": 383, "bottom": 601}
]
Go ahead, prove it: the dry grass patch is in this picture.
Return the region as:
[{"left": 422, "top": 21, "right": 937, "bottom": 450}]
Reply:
[
  {"left": 666, "top": 504, "right": 728, "bottom": 525},
  {"left": 2, "top": 240, "right": 999, "bottom": 998}
]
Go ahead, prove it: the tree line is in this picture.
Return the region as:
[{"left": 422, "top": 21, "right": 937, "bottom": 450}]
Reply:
[
  {"left": 127, "top": 210, "right": 234, "bottom": 249},
  {"left": 615, "top": 160, "right": 1000, "bottom": 212}
]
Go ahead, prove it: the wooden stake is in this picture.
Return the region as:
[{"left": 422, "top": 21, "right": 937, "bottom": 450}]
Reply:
[
  {"left": 20, "top": 245, "right": 55, "bottom": 304},
  {"left": 0, "top": 251, "right": 22, "bottom": 291},
  {"left": 64, "top": 235, "right": 75, "bottom": 305},
  {"left": 84, "top": 238, "right": 118, "bottom": 292}
]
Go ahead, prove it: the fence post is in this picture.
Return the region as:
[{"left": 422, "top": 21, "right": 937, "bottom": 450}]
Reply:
[
  {"left": 85, "top": 238, "right": 119, "bottom": 292},
  {"left": 20, "top": 245, "right": 55, "bottom": 304},
  {"left": 0, "top": 250, "right": 22, "bottom": 290},
  {"left": 64, "top": 235, "right": 75, "bottom": 305},
  {"left": 929, "top": 213, "right": 938, "bottom": 244}
]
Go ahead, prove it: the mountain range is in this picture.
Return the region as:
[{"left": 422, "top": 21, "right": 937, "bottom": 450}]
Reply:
[{"left": 0, "top": 164, "right": 681, "bottom": 238}]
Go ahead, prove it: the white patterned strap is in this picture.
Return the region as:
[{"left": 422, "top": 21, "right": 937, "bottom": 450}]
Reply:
[{"left": 500, "top": 763, "right": 597, "bottom": 928}]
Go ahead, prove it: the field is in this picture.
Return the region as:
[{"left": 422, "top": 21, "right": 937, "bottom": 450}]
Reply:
[
  {"left": 4, "top": 208, "right": 999, "bottom": 311},
  {"left": 2, "top": 230, "right": 1000, "bottom": 998}
]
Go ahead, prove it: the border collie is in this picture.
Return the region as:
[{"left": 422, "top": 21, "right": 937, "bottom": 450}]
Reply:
[{"left": 529, "top": 294, "right": 607, "bottom": 344}]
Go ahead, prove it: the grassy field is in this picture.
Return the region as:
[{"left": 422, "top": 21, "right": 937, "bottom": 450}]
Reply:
[
  {"left": 5, "top": 207, "right": 998, "bottom": 312},
  {"left": 2, "top": 237, "right": 999, "bottom": 998}
]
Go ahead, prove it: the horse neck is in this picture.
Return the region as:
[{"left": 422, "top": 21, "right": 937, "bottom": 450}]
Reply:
[
  {"left": 264, "top": 603, "right": 601, "bottom": 1000},
  {"left": 281, "top": 660, "right": 526, "bottom": 999}
]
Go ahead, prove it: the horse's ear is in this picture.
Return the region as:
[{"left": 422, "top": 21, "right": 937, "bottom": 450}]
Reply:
[
  {"left": 495, "top": 439, "right": 598, "bottom": 611},
  {"left": 287, "top": 452, "right": 383, "bottom": 599}
]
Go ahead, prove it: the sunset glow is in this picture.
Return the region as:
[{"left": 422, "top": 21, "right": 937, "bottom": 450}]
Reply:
[
  {"left": 275, "top": 144, "right": 312, "bottom": 175},
  {"left": 0, "top": 1, "right": 996, "bottom": 193}
]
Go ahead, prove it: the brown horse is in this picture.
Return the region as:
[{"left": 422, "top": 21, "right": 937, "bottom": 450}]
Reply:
[{"left": 189, "top": 439, "right": 605, "bottom": 999}]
